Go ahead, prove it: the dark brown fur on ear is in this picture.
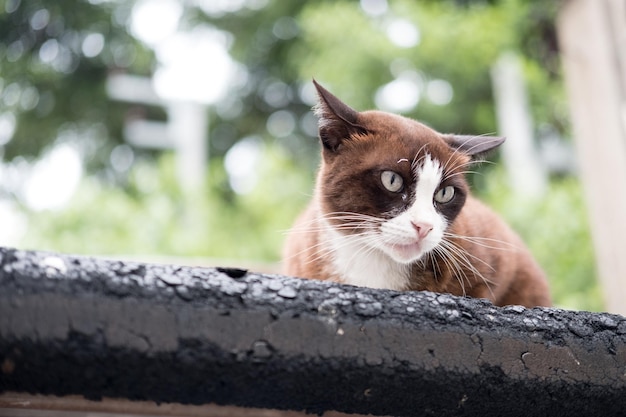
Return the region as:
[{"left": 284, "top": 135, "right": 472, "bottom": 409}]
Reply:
[
  {"left": 444, "top": 134, "right": 505, "bottom": 158},
  {"left": 313, "top": 79, "right": 367, "bottom": 152}
]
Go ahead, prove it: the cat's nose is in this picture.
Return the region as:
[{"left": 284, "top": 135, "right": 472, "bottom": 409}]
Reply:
[{"left": 411, "top": 221, "right": 433, "bottom": 239}]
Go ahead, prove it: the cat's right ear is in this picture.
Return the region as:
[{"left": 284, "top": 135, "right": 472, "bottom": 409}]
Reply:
[
  {"left": 444, "top": 134, "right": 506, "bottom": 159},
  {"left": 313, "top": 79, "right": 367, "bottom": 152}
]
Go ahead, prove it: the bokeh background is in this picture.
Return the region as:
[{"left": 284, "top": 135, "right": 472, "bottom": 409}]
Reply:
[{"left": 0, "top": 0, "right": 601, "bottom": 311}]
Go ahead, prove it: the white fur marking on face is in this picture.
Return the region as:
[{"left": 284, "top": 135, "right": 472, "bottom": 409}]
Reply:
[
  {"left": 411, "top": 154, "right": 444, "bottom": 226},
  {"left": 378, "top": 154, "right": 446, "bottom": 263}
]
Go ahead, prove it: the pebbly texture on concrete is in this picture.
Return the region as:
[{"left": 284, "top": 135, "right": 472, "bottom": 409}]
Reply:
[{"left": 0, "top": 247, "right": 625, "bottom": 417}]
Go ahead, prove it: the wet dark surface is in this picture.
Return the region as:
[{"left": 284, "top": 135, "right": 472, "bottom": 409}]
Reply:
[{"left": 1, "top": 247, "right": 625, "bottom": 416}]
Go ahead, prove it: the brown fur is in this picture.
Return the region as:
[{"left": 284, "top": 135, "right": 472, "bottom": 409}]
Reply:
[{"left": 282, "top": 81, "right": 551, "bottom": 308}]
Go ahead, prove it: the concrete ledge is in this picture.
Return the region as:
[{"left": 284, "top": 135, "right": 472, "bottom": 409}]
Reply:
[{"left": 1, "top": 247, "right": 625, "bottom": 416}]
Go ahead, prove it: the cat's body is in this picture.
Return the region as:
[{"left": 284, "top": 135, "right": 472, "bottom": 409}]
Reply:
[{"left": 283, "top": 81, "right": 551, "bottom": 308}]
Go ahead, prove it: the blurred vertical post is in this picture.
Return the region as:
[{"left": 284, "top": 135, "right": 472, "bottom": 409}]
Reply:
[
  {"left": 167, "top": 102, "right": 208, "bottom": 191},
  {"left": 491, "top": 52, "right": 547, "bottom": 199},
  {"left": 107, "top": 74, "right": 207, "bottom": 192},
  {"left": 558, "top": 0, "right": 626, "bottom": 315}
]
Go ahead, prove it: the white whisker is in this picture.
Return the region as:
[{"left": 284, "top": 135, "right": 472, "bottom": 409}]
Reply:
[
  {"left": 443, "top": 232, "right": 520, "bottom": 251},
  {"left": 441, "top": 239, "right": 496, "bottom": 300},
  {"left": 411, "top": 143, "right": 431, "bottom": 172},
  {"left": 433, "top": 246, "right": 466, "bottom": 296}
]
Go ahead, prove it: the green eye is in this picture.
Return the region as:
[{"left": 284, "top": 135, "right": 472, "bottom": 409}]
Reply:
[
  {"left": 434, "top": 186, "right": 455, "bottom": 204},
  {"left": 381, "top": 170, "right": 403, "bottom": 192}
]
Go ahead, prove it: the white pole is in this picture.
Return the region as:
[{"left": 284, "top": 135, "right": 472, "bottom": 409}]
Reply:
[
  {"left": 491, "top": 52, "right": 547, "bottom": 199},
  {"left": 167, "top": 102, "right": 208, "bottom": 192}
]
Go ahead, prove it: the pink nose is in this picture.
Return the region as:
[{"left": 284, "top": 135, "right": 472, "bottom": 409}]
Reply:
[{"left": 411, "top": 221, "right": 433, "bottom": 239}]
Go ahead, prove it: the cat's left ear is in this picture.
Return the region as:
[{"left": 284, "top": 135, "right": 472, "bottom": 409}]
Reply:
[
  {"left": 313, "top": 79, "right": 367, "bottom": 153},
  {"left": 443, "top": 135, "right": 505, "bottom": 158}
]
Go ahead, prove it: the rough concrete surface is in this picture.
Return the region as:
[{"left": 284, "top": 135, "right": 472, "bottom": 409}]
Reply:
[{"left": 0, "top": 247, "right": 625, "bottom": 416}]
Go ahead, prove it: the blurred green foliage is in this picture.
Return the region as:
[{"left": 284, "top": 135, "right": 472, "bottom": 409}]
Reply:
[
  {"left": 0, "top": 0, "right": 154, "bottom": 169},
  {"left": 22, "top": 146, "right": 312, "bottom": 261},
  {"left": 1, "top": 0, "right": 603, "bottom": 310}
]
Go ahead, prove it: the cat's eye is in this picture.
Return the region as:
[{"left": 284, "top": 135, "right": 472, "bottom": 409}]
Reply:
[
  {"left": 381, "top": 170, "right": 403, "bottom": 192},
  {"left": 434, "top": 186, "right": 455, "bottom": 204}
]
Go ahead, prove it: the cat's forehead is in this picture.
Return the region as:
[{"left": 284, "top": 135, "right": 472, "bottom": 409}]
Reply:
[
  {"left": 358, "top": 110, "right": 456, "bottom": 163},
  {"left": 361, "top": 110, "right": 437, "bottom": 134}
]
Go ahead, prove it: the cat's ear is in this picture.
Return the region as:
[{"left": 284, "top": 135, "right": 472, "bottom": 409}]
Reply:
[
  {"left": 443, "top": 135, "right": 505, "bottom": 158},
  {"left": 313, "top": 79, "right": 367, "bottom": 152}
]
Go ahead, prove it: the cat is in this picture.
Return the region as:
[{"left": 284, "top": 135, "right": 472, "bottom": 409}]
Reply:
[{"left": 282, "top": 80, "right": 551, "bottom": 308}]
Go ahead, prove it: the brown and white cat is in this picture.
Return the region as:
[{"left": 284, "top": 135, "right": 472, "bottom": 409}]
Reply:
[{"left": 282, "top": 80, "right": 551, "bottom": 308}]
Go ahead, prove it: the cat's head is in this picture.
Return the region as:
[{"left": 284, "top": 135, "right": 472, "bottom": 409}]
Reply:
[{"left": 313, "top": 80, "right": 504, "bottom": 264}]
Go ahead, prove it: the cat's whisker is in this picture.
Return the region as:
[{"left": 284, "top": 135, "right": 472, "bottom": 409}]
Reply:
[
  {"left": 411, "top": 143, "right": 430, "bottom": 167},
  {"left": 438, "top": 238, "right": 497, "bottom": 294},
  {"left": 281, "top": 236, "right": 333, "bottom": 263},
  {"left": 442, "top": 170, "right": 482, "bottom": 181},
  {"left": 440, "top": 152, "right": 492, "bottom": 184},
  {"left": 378, "top": 226, "right": 420, "bottom": 243},
  {"left": 432, "top": 245, "right": 467, "bottom": 296},
  {"left": 283, "top": 211, "right": 385, "bottom": 236},
  {"left": 441, "top": 150, "right": 470, "bottom": 177},
  {"left": 283, "top": 211, "right": 390, "bottom": 267},
  {"left": 282, "top": 220, "right": 379, "bottom": 262},
  {"left": 429, "top": 253, "right": 438, "bottom": 276},
  {"left": 439, "top": 245, "right": 471, "bottom": 290},
  {"left": 419, "top": 256, "right": 428, "bottom": 273},
  {"left": 318, "top": 216, "right": 379, "bottom": 223},
  {"left": 443, "top": 232, "right": 521, "bottom": 251},
  {"left": 429, "top": 252, "right": 440, "bottom": 283},
  {"left": 302, "top": 229, "right": 386, "bottom": 261},
  {"left": 446, "top": 158, "right": 496, "bottom": 174},
  {"left": 455, "top": 134, "right": 501, "bottom": 155},
  {"left": 282, "top": 222, "right": 379, "bottom": 235},
  {"left": 442, "top": 240, "right": 497, "bottom": 279},
  {"left": 289, "top": 220, "right": 381, "bottom": 231},
  {"left": 296, "top": 232, "right": 375, "bottom": 267},
  {"left": 441, "top": 139, "right": 498, "bottom": 180}
]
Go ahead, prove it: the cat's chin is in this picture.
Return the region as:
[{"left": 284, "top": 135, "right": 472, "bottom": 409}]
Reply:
[{"left": 386, "top": 242, "right": 428, "bottom": 264}]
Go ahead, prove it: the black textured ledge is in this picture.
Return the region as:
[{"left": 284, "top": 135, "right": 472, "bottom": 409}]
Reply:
[{"left": 1, "top": 247, "right": 625, "bottom": 417}]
